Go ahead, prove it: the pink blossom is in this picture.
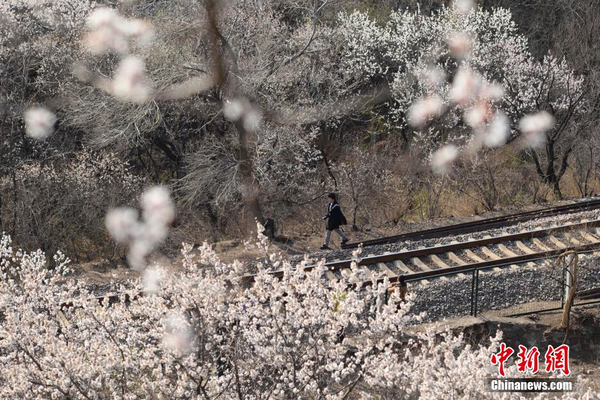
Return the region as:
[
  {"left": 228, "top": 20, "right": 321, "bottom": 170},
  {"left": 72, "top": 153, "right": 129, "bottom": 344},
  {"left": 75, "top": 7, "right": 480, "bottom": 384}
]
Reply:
[
  {"left": 454, "top": 0, "right": 476, "bottom": 15},
  {"left": 465, "top": 102, "right": 491, "bottom": 128},
  {"left": 423, "top": 66, "right": 446, "bottom": 87},
  {"left": 86, "top": 7, "right": 119, "bottom": 29},
  {"left": 408, "top": 96, "right": 445, "bottom": 127},
  {"left": 484, "top": 112, "right": 511, "bottom": 147},
  {"left": 431, "top": 144, "right": 458, "bottom": 174},
  {"left": 24, "top": 107, "right": 57, "bottom": 140},
  {"left": 447, "top": 32, "right": 473, "bottom": 59},
  {"left": 85, "top": 26, "right": 128, "bottom": 54},
  {"left": 519, "top": 111, "right": 555, "bottom": 147},
  {"left": 141, "top": 186, "right": 175, "bottom": 226},
  {"left": 112, "top": 56, "right": 151, "bottom": 102},
  {"left": 105, "top": 207, "right": 139, "bottom": 244},
  {"left": 450, "top": 66, "right": 481, "bottom": 107},
  {"left": 223, "top": 99, "right": 244, "bottom": 121},
  {"left": 142, "top": 266, "right": 163, "bottom": 294},
  {"left": 243, "top": 109, "right": 263, "bottom": 132}
]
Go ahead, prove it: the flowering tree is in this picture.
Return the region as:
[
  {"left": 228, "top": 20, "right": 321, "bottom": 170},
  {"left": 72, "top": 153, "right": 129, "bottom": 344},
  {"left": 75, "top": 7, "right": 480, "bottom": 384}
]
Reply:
[
  {"left": 1, "top": 230, "right": 598, "bottom": 399},
  {"left": 0, "top": 149, "right": 143, "bottom": 260},
  {"left": 337, "top": 5, "right": 585, "bottom": 196}
]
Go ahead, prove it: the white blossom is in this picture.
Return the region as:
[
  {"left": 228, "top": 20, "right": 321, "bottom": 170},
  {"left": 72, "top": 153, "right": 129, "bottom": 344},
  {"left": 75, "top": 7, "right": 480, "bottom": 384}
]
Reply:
[
  {"left": 24, "top": 107, "right": 56, "bottom": 140},
  {"left": 408, "top": 96, "right": 445, "bottom": 127},
  {"left": 112, "top": 56, "right": 152, "bottom": 103},
  {"left": 223, "top": 99, "right": 244, "bottom": 121},
  {"left": 431, "top": 144, "right": 458, "bottom": 174},
  {"left": 519, "top": 111, "right": 555, "bottom": 147},
  {"left": 105, "top": 207, "right": 140, "bottom": 244},
  {"left": 484, "top": 111, "right": 511, "bottom": 148}
]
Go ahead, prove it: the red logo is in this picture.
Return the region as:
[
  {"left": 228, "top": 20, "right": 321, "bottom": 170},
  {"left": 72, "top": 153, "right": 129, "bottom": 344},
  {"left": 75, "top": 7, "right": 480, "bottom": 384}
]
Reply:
[
  {"left": 491, "top": 343, "right": 570, "bottom": 377},
  {"left": 545, "top": 344, "right": 570, "bottom": 375}
]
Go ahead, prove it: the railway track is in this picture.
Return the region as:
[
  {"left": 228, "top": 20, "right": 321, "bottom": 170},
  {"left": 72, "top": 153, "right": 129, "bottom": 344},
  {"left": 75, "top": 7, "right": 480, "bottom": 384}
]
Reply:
[
  {"left": 341, "top": 198, "right": 600, "bottom": 249},
  {"left": 243, "top": 218, "right": 600, "bottom": 287},
  {"left": 52, "top": 216, "right": 600, "bottom": 315}
]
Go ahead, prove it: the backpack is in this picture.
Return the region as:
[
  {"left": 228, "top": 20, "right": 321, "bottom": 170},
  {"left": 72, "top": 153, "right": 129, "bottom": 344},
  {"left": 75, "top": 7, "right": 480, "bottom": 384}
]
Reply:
[{"left": 340, "top": 212, "right": 347, "bottom": 226}]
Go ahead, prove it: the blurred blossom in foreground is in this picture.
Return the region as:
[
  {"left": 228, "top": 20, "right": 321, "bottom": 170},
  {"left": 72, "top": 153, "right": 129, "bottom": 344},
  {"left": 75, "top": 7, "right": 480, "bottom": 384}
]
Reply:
[
  {"left": 105, "top": 208, "right": 140, "bottom": 243},
  {"left": 105, "top": 186, "right": 174, "bottom": 269},
  {"left": 223, "top": 99, "right": 244, "bottom": 121},
  {"left": 447, "top": 32, "right": 473, "bottom": 59},
  {"left": 450, "top": 67, "right": 481, "bottom": 107},
  {"left": 85, "top": 7, "right": 153, "bottom": 54},
  {"left": 112, "top": 56, "right": 151, "bottom": 103},
  {"left": 86, "top": 7, "right": 119, "bottom": 29},
  {"left": 519, "top": 111, "right": 555, "bottom": 147},
  {"left": 141, "top": 186, "right": 175, "bottom": 227},
  {"left": 484, "top": 112, "right": 511, "bottom": 148},
  {"left": 481, "top": 82, "right": 505, "bottom": 102},
  {"left": 408, "top": 96, "right": 445, "bottom": 127},
  {"left": 24, "top": 107, "right": 57, "bottom": 140},
  {"left": 431, "top": 145, "right": 458, "bottom": 175},
  {"left": 423, "top": 66, "right": 446, "bottom": 88},
  {"left": 86, "top": 26, "right": 128, "bottom": 54},
  {"left": 243, "top": 109, "right": 263, "bottom": 132},
  {"left": 142, "top": 266, "right": 163, "bottom": 294},
  {"left": 163, "top": 313, "right": 192, "bottom": 354},
  {"left": 465, "top": 102, "right": 491, "bottom": 128},
  {"left": 454, "top": 0, "right": 476, "bottom": 15}
]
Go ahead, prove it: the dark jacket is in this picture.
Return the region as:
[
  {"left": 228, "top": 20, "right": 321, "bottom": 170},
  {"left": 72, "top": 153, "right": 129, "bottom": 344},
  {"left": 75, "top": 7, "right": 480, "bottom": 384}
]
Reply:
[{"left": 325, "top": 201, "right": 347, "bottom": 230}]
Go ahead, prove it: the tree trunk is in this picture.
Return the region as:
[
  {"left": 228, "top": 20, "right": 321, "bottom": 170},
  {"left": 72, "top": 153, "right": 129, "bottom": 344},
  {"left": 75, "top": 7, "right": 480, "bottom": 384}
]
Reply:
[{"left": 235, "top": 120, "right": 265, "bottom": 234}]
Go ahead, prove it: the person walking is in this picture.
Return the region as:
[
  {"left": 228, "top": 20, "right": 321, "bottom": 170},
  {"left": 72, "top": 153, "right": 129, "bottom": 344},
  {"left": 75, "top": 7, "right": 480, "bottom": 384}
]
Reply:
[{"left": 320, "top": 193, "right": 349, "bottom": 250}]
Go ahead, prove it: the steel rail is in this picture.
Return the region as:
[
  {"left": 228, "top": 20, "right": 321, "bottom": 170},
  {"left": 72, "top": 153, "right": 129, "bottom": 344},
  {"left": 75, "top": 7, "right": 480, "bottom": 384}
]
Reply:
[
  {"left": 358, "top": 241, "right": 600, "bottom": 288},
  {"left": 342, "top": 198, "right": 600, "bottom": 249},
  {"left": 242, "top": 218, "right": 600, "bottom": 283}
]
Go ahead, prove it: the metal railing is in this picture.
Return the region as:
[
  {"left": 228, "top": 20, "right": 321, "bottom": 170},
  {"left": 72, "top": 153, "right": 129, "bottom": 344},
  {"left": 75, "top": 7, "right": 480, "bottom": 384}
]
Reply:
[{"left": 389, "top": 245, "right": 600, "bottom": 320}]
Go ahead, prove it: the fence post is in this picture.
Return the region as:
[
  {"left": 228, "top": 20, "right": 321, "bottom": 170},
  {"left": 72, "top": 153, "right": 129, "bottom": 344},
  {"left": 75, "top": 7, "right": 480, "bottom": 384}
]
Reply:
[
  {"left": 470, "top": 269, "right": 479, "bottom": 316},
  {"left": 561, "top": 252, "right": 579, "bottom": 329}
]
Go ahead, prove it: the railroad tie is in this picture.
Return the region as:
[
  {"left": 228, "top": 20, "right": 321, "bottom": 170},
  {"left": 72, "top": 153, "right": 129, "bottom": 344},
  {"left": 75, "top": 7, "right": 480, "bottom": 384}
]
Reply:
[
  {"left": 562, "top": 232, "right": 581, "bottom": 246},
  {"left": 377, "top": 262, "right": 397, "bottom": 278},
  {"left": 391, "top": 260, "right": 412, "bottom": 274},
  {"left": 446, "top": 252, "right": 467, "bottom": 278},
  {"left": 430, "top": 255, "right": 449, "bottom": 270},
  {"left": 340, "top": 268, "right": 362, "bottom": 284},
  {"left": 549, "top": 235, "right": 567, "bottom": 249},
  {"left": 532, "top": 238, "right": 552, "bottom": 252},
  {"left": 497, "top": 244, "right": 521, "bottom": 270},
  {"left": 411, "top": 257, "right": 448, "bottom": 281},
  {"left": 497, "top": 244, "right": 517, "bottom": 257},
  {"left": 359, "top": 266, "right": 373, "bottom": 281},
  {"left": 470, "top": 248, "right": 498, "bottom": 273},
  {"left": 466, "top": 249, "right": 487, "bottom": 262},
  {"left": 430, "top": 254, "right": 466, "bottom": 280},
  {"left": 580, "top": 231, "right": 599, "bottom": 244},
  {"left": 515, "top": 241, "right": 537, "bottom": 267},
  {"left": 325, "top": 269, "right": 337, "bottom": 280},
  {"left": 393, "top": 260, "right": 428, "bottom": 285},
  {"left": 516, "top": 241, "right": 535, "bottom": 254}
]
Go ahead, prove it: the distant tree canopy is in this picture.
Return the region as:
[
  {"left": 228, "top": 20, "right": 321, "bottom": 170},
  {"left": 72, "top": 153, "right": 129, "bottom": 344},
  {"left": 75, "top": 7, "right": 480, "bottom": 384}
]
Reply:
[{"left": 1, "top": 0, "right": 599, "bottom": 253}]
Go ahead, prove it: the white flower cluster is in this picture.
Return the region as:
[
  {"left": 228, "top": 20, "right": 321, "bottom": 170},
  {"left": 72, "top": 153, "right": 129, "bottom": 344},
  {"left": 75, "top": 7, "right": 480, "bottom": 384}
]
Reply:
[
  {"left": 223, "top": 98, "right": 263, "bottom": 132},
  {"left": 23, "top": 107, "right": 57, "bottom": 140},
  {"left": 80, "top": 7, "right": 155, "bottom": 103},
  {"left": 0, "top": 234, "right": 597, "bottom": 399},
  {"left": 338, "top": 2, "right": 583, "bottom": 174},
  {"left": 12, "top": 149, "right": 142, "bottom": 197},
  {"left": 105, "top": 186, "right": 174, "bottom": 269},
  {"left": 85, "top": 7, "right": 153, "bottom": 54}
]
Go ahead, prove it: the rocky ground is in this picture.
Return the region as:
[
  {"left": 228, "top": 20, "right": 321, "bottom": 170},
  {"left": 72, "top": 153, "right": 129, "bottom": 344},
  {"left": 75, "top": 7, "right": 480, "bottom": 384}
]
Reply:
[{"left": 409, "top": 254, "right": 600, "bottom": 323}]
